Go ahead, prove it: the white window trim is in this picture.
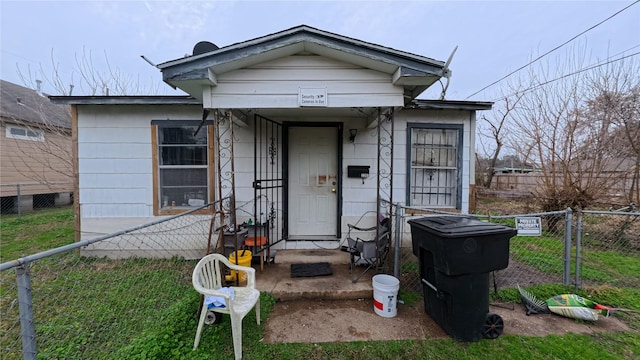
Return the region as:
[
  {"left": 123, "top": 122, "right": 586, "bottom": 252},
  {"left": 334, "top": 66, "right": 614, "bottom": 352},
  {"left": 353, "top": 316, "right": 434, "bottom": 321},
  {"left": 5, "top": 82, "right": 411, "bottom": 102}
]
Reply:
[{"left": 5, "top": 124, "right": 44, "bottom": 142}]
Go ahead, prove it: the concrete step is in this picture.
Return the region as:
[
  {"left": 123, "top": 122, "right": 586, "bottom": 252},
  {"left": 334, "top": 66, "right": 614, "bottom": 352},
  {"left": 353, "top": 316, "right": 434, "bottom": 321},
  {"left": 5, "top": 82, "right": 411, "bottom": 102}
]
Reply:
[
  {"left": 255, "top": 249, "right": 374, "bottom": 301},
  {"left": 274, "top": 248, "right": 350, "bottom": 265}
]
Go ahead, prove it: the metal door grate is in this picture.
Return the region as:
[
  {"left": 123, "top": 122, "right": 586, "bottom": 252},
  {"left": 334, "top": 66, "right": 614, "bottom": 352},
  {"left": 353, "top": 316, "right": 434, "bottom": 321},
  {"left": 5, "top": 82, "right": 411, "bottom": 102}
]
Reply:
[{"left": 253, "top": 114, "right": 283, "bottom": 249}]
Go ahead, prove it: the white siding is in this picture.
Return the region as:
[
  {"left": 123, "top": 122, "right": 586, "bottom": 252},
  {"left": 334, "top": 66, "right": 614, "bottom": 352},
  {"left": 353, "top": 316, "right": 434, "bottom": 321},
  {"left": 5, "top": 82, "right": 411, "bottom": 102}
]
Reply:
[
  {"left": 75, "top": 97, "right": 477, "bottom": 257},
  {"left": 80, "top": 216, "right": 211, "bottom": 260},
  {"left": 392, "top": 109, "right": 472, "bottom": 213},
  {"left": 77, "top": 104, "right": 202, "bottom": 222},
  {"left": 207, "top": 55, "right": 404, "bottom": 109}
]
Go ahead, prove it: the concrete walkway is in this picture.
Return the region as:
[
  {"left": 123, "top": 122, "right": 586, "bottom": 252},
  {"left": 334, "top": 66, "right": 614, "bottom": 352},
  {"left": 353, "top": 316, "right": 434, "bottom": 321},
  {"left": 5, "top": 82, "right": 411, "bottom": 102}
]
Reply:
[{"left": 253, "top": 249, "right": 449, "bottom": 343}]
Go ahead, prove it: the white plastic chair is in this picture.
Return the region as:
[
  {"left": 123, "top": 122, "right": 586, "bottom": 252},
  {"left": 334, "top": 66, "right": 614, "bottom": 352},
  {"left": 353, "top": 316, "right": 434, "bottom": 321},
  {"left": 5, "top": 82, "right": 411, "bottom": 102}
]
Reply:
[{"left": 192, "top": 253, "right": 260, "bottom": 359}]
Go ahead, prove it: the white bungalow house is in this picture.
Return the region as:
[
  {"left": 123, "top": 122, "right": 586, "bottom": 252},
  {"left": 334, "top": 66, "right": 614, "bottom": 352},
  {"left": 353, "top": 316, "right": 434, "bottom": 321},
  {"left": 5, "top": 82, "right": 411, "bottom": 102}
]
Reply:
[{"left": 51, "top": 25, "right": 491, "bottom": 259}]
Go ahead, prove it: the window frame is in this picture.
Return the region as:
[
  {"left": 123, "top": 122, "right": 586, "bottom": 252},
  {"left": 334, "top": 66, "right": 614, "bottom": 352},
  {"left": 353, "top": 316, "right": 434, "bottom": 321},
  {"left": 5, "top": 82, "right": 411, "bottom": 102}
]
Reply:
[
  {"left": 151, "top": 120, "right": 215, "bottom": 216},
  {"left": 406, "top": 123, "right": 463, "bottom": 209},
  {"left": 5, "top": 124, "right": 44, "bottom": 142}
]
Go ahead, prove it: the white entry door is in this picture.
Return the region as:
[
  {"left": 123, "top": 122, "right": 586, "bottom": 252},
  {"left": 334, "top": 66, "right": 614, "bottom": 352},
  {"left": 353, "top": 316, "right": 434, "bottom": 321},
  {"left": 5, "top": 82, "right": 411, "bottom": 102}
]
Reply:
[{"left": 288, "top": 127, "right": 338, "bottom": 237}]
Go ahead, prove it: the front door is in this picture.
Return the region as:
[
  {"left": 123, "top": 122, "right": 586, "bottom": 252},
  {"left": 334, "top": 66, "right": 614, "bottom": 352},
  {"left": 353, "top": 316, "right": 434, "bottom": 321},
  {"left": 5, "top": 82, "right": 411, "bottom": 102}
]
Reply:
[{"left": 288, "top": 126, "right": 338, "bottom": 237}]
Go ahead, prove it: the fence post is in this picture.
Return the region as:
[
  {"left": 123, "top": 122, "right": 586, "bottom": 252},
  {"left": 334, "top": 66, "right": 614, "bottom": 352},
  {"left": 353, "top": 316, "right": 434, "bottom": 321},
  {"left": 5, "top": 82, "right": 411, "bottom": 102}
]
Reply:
[
  {"left": 575, "top": 211, "right": 583, "bottom": 291},
  {"left": 17, "top": 184, "right": 22, "bottom": 218},
  {"left": 16, "top": 262, "right": 37, "bottom": 360},
  {"left": 563, "top": 208, "right": 573, "bottom": 286},
  {"left": 393, "top": 203, "right": 402, "bottom": 279}
]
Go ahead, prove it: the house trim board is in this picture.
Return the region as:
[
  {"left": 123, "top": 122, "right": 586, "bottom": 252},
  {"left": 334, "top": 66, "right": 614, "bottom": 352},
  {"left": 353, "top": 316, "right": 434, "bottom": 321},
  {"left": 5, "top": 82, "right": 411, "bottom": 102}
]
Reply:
[
  {"left": 71, "top": 105, "right": 80, "bottom": 241},
  {"left": 405, "top": 122, "right": 464, "bottom": 210},
  {"left": 150, "top": 119, "right": 216, "bottom": 216}
]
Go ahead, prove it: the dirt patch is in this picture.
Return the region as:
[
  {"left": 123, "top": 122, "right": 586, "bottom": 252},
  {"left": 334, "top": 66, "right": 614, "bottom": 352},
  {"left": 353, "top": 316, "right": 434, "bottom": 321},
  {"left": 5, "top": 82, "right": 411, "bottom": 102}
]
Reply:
[
  {"left": 492, "top": 258, "right": 561, "bottom": 288},
  {"left": 263, "top": 298, "right": 633, "bottom": 344},
  {"left": 475, "top": 195, "right": 538, "bottom": 215}
]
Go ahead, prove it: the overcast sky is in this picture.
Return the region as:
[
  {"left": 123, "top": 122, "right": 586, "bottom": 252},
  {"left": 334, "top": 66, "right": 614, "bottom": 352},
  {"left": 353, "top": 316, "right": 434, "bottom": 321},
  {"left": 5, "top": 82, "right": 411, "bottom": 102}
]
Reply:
[{"left": 1, "top": 0, "right": 638, "bottom": 101}]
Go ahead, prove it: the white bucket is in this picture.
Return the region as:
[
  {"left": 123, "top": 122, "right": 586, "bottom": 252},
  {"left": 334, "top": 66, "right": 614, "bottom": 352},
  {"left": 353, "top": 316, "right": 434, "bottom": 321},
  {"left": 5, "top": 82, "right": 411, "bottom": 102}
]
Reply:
[{"left": 372, "top": 274, "right": 400, "bottom": 318}]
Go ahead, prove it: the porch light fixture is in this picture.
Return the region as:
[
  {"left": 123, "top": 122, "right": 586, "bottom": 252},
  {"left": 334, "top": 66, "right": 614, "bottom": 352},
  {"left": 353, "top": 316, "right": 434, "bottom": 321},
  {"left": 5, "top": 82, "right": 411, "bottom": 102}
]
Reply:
[{"left": 349, "top": 129, "right": 357, "bottom": 143}]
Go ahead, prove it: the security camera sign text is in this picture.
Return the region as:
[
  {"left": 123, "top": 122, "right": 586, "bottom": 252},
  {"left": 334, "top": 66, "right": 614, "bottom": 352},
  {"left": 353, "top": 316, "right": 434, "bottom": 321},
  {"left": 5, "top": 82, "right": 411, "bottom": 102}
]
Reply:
[{"left": 299, "top": 88, "right": 327, "bottom": 107}]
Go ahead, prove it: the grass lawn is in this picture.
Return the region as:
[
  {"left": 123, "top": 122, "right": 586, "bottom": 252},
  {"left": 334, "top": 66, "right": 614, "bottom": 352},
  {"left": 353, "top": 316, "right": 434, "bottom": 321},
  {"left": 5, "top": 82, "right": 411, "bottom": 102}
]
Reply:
[
  {"left": 0, "top": 207, "right": 75, "bottom": 262},
  {"left": 1, "top": 206, "right": 639, "bottom": 359}
]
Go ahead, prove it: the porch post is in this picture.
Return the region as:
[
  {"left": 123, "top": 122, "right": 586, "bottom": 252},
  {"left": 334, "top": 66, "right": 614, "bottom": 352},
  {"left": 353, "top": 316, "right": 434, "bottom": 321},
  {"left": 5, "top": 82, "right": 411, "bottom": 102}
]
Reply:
[{"left": 376, "top": 107, "right": 394, "bottom": 271}]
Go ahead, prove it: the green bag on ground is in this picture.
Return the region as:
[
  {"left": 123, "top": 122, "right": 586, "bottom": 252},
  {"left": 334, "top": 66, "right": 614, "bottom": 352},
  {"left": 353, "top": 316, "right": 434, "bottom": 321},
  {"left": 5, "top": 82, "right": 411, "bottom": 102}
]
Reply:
[{"left": 546, "top": 294, "right": 613, "bottom": 321}]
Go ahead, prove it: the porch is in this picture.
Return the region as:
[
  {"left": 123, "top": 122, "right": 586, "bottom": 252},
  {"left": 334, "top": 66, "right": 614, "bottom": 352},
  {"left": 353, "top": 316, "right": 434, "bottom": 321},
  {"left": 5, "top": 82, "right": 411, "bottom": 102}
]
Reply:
[
  {"left": 251, "top": 248, "right": 448, "bottom": 343},
  {"left": 253, "top": 249, "right": 375, "bottom": 301}
]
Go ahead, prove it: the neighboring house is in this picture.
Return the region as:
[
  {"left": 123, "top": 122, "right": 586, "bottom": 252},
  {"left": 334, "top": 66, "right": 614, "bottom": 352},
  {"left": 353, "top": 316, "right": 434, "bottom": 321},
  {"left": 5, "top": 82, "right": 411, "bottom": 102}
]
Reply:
[
  {"left": 51, "top": 25, "right": 491, "bottom": 258},
  {"left": 0, "top": 80, "right": 73, "bottom": 213}
]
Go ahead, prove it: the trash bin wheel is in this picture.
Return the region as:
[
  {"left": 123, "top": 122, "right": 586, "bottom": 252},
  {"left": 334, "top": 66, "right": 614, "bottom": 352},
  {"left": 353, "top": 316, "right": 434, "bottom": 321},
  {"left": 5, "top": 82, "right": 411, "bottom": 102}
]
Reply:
[
  {"left": 482, "top": 312, "right": 504, "bottom": 339},
  {"left": 204, "top": 309, "right": 223, "bottom": 325}
]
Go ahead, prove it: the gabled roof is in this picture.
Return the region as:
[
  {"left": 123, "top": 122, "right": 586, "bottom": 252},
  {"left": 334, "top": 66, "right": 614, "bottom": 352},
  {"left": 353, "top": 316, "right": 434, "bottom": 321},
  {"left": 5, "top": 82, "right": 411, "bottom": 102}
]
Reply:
[
  {"left": 1, "top": 80, "right": 71, "bottom": 129},
  {"left": 157, "top": 25, "right": 448, "bottom": 102}
]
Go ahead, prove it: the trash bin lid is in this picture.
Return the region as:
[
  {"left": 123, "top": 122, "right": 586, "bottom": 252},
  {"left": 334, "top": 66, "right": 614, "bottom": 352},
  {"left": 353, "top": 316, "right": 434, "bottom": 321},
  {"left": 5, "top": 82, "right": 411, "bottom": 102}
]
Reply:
[{"left": 408, "top": 216, "right": 515, "bottom": 238}]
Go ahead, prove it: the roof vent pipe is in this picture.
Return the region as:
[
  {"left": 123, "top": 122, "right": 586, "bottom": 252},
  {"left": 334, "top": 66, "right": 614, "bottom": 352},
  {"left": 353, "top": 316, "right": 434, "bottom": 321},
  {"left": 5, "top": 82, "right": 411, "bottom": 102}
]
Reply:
[{"left": 36, "top": 80, "right": 43, "bottom": 96}]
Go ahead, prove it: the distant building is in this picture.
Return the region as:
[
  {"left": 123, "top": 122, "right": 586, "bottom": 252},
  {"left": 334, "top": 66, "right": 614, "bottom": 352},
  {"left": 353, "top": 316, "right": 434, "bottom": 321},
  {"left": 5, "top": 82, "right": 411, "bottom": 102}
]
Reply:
[
  {"left": 492, "top": 167, "right": 536, "bottom": 174},
  {"left": 0, "top": 80, "right": 73, "bottom": 213}
]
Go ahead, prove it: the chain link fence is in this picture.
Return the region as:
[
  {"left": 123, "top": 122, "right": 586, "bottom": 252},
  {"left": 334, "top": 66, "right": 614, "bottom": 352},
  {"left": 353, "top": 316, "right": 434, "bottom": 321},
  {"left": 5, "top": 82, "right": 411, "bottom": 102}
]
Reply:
[
  {"left": 1, "top": 203, "right": 225, "bottom": 360},
  {"left": 0, "top": 183, "right": 73, "bottom": 217},
  {"left": 391, "top": 205, "right": 639, "bottom": 296},
  {"left": 391, "top": 206, "right": 570, "bottom": 295},
  {"left": 2, "top": 200, "right": 638, "bottom": 359},
  {"left": 575, "top": 209, "right": 640, "bottom": 289}
]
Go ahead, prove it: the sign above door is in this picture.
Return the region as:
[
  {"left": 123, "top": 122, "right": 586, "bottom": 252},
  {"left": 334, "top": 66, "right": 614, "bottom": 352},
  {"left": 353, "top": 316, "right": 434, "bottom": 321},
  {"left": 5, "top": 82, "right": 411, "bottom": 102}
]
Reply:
[{"left": 298, "top": 88, "right": 328, "bottom": 107}]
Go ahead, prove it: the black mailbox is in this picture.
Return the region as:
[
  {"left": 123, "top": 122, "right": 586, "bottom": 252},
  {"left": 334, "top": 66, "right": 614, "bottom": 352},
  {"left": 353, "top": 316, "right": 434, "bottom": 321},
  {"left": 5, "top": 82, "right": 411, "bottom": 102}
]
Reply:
[{"left": 347, "top": 165, "right": 370, "bottom": 178}]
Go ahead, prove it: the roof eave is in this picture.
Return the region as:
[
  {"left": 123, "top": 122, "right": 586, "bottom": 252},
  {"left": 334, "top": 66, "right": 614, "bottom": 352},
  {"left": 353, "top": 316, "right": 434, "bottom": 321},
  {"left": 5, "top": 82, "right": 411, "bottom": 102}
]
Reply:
[
  {"left": 49, "top": 95, "right": 202, "bottom": 105},
  {"left": 159, "top": 26, "right": 446, "bottom": 85},
  {"left": 408, "top": 99, "right": 493, "bottom": 111}
]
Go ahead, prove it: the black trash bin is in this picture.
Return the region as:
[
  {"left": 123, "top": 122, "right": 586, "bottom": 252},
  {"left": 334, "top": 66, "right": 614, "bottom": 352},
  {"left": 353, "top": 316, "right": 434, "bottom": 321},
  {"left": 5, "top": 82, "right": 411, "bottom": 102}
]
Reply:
[{"left": 408, "top": 216, "right": 517, "bottom": 342}]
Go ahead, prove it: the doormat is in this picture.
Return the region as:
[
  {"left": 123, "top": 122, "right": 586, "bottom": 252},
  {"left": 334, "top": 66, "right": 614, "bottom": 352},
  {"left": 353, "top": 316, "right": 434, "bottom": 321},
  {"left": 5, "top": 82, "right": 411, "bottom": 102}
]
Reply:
[{"left": 290, "top": 262, "right": 333, "bottom": 278}]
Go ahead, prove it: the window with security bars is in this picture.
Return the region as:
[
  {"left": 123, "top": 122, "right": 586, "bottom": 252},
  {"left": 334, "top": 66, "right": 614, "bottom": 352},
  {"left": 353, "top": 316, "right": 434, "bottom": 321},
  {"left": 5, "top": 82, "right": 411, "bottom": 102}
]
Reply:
[
  {"left": 408, "top": 125, "right": 461, "bottom": 207},
  {"left": 156, "top": 124, "right": 209, "bottom": 210}
]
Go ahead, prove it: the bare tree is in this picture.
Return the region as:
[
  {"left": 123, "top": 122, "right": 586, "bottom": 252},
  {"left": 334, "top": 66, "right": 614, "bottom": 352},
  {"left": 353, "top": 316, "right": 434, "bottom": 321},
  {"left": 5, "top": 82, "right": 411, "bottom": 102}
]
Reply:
[
  {"left": 508, "top": 49, "right": 639, "bottom": 212},
  {"left": 585, "top": 85, "right": 640, "bottom": 205},
  {"left": 16, "top": 48, "right": 162, "bottom": 96},
  {"left": 620, "top": 88, "right": 640, "bottom": 205},
  {"left": 4, "top": 48, "right": 164, "bottom": 190},
  {"left": 477, "top": 92, "right": 524, "bottom": 187}
]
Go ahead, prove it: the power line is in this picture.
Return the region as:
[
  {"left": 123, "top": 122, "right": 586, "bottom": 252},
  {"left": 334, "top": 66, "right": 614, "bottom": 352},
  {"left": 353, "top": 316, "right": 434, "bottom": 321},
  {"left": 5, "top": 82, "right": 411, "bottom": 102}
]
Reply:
[
  {"left": 493, "top": 44, "right": 640, "bottom": 101},
  {"left": 491, "top": 51, "right": 640, "bottom": 102},
  {"left": 466, "top": 0, "right": 640, "bottom": 99}
]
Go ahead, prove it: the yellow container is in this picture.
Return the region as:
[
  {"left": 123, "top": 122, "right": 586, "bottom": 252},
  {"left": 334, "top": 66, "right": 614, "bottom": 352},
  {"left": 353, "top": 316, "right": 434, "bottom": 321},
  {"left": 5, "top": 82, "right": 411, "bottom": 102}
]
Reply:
[{"left": 226, "top": 250, "right": 252, "bottom": 284}]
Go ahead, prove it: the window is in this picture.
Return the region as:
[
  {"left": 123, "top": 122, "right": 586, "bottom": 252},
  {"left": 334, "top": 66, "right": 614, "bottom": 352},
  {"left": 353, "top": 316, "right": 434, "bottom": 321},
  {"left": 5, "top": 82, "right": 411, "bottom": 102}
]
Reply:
[
  {"left": 407, "top": 124, "right": 462, "bottom": 208},
  {"left": 152, "top": 120, "right": 214, "bottom": 214},
  {"left": 5, "top": 124, "right": 44, "bottom": 141}
]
